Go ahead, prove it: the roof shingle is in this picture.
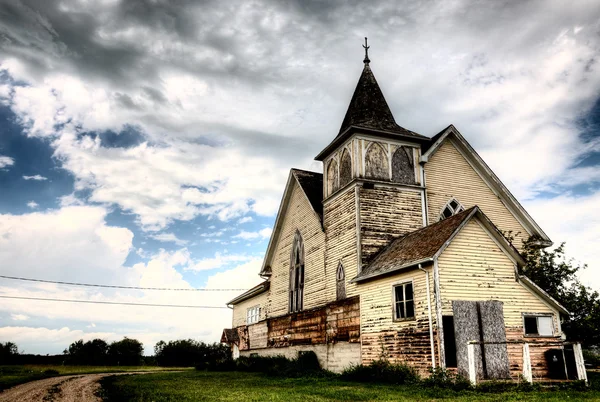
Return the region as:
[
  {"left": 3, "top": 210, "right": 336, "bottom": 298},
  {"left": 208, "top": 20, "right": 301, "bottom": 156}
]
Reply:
[{"left": 353, "top": 207, "right": 476, "bottom": 282}]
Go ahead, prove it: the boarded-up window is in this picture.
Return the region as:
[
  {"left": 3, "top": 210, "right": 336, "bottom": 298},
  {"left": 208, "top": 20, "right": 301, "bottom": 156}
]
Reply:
[
  {"left": 289, "top": 231, "right": 304, "bottom": 313},
  {"left": 339, "top": 149, "right": 352, "bottom": 188},
  {"left": 391, "top": 146, "right": 415, "bottom": 184},
  {"left": 452, "top": 300, "right": 510, "bottom": 380},
  {"left": 364, "top": 142, "right": 389, "bottom": 180},
  {"left": 327, "top": 159, "right": 339, "bottom": 196},
  {"left": 336, "top": 263, "right": 346, "bottom": 300}
]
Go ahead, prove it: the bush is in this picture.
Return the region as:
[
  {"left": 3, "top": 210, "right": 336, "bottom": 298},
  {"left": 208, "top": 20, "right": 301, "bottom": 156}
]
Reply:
[
  {"left": 584, "top": 349, "right": 600, "bottom": 368},
  {"left": 204, "top": 351, "right": 326, "bottom": 378},
  {"left": 156, "top": 339, "right": 230, "bottom": 367},
  {"left": 421, "top": 367, "right": 471, "bottom": 390},
  {"left": 340, "top": 359, "right": 419, "bottom": 385}
]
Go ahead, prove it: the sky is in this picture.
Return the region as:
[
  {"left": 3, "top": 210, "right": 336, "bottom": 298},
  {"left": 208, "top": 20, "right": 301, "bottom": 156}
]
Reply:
[{"left": 0, "top": 0, "right": 599, "bottom": 355}]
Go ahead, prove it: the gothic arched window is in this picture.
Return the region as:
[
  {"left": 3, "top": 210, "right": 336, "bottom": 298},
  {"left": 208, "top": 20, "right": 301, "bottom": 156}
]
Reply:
[
  {"left": 327, "top": 159, "right": 339, "bottom": 196},
  {"left": 336, "top": 262, "right": 346, "bottom": 301},
  {"left": 339, "top": 149, "right": 352, "bottom": 188},
  {"left": 365, "top": 142, "right": 389, "bottom": 180},
  {"left": 439, "top": 198, "right": 464, "bottom": 220},
  {"left": 289, "top": 231, "right": 304, "bottom": 313},
  {"left": 391, "top": 146, "right": 415, "bottom": 184}
]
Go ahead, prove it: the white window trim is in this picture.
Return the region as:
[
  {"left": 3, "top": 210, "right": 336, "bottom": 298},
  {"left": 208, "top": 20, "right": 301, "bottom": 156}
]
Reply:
[
  {"left": 392, "top": 281, "right": 415, "bottom": 322},
  {"left": 246, "top": 305, "right": 261, "bottom": 325},
  {"left": 522, "top": 313, "right": 554, "bottom": 337},
  {"left": 439, "top": 198, "right": 465, "bottom": 221}
]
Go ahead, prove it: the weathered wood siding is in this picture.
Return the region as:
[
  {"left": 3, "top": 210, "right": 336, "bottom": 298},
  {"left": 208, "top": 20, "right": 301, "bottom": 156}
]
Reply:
[
  {"left": 248, "top": 322, "right": 268, "bottom": 349},
  {"left": 232, "top": 292, "right": 268, "bottom": 327},
  {"left": 358, "top": 265, "right": 437, "bottom": 374},
  {"left": 267, "top": 180, "right": 327, "bottom": 317},
  {"left": 268, "top": 296, "right": 360, "bottom": 347},
  {"left": 437, "top": 219, "right": 559, "bottom": 329},
  {"left": 359, "top": 186, "right": 423, "bottom": 265},
  {"left": 425, "top": 140, "right": 529, "bottom": 249},
  {"left": 324, "top": 188, "right": 358, "bottom": 300}
]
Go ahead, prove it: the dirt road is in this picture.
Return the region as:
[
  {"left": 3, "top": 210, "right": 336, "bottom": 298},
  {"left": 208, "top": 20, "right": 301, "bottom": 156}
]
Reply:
[{"left": 0, "top": 372, "right": 144, "bottom": 402}]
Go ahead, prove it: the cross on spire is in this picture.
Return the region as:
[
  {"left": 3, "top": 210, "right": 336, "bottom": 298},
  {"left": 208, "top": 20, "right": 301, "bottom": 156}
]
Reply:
[{"left": 363, "top": 37, "right": 370, "bottom": 65}]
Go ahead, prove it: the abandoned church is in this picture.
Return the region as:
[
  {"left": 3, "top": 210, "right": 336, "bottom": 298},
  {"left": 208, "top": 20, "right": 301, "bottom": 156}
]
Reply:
[{"left": 221, "top": 43, "right": 587, "bottom": 384}]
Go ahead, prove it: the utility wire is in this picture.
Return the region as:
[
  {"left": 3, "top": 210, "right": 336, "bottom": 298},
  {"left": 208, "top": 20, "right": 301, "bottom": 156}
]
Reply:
[
  {"left": 0, "top": 275, "right": 247, "bottom": 292},
  {"left": 0, "top": 295, "right": 230, "bottom": 309}
]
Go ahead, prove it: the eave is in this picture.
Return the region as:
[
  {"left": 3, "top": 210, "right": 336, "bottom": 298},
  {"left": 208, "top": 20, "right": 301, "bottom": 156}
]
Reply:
[{"left": 421, "top": 125, "right": 552, "bottom": 245}]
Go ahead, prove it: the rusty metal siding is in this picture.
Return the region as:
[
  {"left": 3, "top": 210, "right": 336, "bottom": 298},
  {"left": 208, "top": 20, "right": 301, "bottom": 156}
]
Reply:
[
  {"left": 359, "top": 186, "right": 423, "bottom": 265},
  {"left": 437, "top": 219, "right": 559, "bottom": 330},
  {"left": 232, "top": 292, "right": 268, "bottom": 327},
  {"left": 324, "top": 188, "right": 358, "bottom": 300},
  {"left": 425, "top": 140, "right": 529, "bottom": 249},
  {"left": 268, "top": 180, "right": 327, "bottom": 317}
]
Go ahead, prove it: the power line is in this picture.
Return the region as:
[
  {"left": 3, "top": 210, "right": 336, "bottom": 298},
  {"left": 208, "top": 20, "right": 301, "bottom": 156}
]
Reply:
[
  {"left": 0, "top": 275, "right": 247, "bottom": 292},
  {"left": 0, "top": 295, "right": 230, "bottom": 309}
]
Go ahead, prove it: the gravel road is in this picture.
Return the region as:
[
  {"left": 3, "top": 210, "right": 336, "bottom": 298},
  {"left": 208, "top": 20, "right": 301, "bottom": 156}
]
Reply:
[{"left": 0, "top": 372, "right": 147, "bottom": 402}]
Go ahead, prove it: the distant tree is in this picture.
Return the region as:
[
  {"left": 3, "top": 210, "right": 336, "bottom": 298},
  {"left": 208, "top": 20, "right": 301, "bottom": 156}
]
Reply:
[
  {"left": 107, "top": 337, "right": 144, "bottom": 366},
  {"left": 0, "top": 342, "right": 19, "bottom": 364},
  {"left": 65, "top": 339, "right": 109, "bottom": 365},
  {"left": 154, "top": 339, "right": 230, "bottom": 367},
  {"left": 521, "top": 238, "right": 600, "bottom": 347}
]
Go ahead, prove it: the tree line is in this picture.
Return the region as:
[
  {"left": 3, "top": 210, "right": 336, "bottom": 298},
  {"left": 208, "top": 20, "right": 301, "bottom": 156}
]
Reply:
[{"left": 0, "top": 338, "right": 230, "bottom": 367}]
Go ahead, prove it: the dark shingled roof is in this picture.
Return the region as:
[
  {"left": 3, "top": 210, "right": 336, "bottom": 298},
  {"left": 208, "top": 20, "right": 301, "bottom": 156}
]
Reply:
[
  {"left": 353, "top": 207, "right": 477, "bottom": 282},
  {"left": 337, "top": 64, "right": 428, "bottom": 140},
  {"left": 220, "top": 328, "right": 239, "bottom": 344},
  {"left": 292, "top": 169, "right": 323, "bottom": 221}
]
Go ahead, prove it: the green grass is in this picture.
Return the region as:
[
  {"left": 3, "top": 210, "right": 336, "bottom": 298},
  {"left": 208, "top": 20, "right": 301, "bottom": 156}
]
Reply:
[
  {"left": 99, "top": 370, "right": 600, "bottom": 402},
  {"left": 0, "top": 365, "right": 191, "bottom": 392}
]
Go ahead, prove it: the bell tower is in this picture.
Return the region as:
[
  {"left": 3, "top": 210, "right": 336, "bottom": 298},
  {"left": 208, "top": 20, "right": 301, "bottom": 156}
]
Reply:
[{"left": 317, "top": 39, "right": 430, "bottom": 283}]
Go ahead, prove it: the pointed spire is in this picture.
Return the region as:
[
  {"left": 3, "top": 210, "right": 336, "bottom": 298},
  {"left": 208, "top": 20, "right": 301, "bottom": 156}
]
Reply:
[
  {"left": 363, "top": 37, "right": 370, "bottom": 65},
  {"left": 337, "top": 42, "right": 410, "bottom": 136}
]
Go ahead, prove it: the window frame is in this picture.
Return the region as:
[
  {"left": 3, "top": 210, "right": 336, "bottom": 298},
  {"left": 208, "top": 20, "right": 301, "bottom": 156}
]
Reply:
[
  {"left": 246, "top": 305, "right": 261, "bottom": 325},
  {"left": 439, "top": 198, "right": 465, "bottom": 221},
  {"left": 392, "top": 281, "right": 415, "bottom": 322},
  {"left": 289, "top": 231, "right": 305, "bottom": 313},
  {"left": 522, "top": 313, "right": 554, "bottom": 337}
]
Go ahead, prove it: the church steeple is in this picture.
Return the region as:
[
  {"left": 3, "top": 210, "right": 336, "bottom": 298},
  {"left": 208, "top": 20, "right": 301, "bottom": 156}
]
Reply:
[
  {"left": 315, "top": 40, "right": 428, "bottom": 162},
  {"left": 337, "top": 41, "right": 413, "bottom": 138}
]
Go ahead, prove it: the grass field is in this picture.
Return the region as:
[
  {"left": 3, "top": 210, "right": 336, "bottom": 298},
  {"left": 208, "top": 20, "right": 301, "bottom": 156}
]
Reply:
[
  {"left": 0, "top": 365, "right": 190, "bottom": 392},
  {"left": 100, "top": 370, "right": 600, "bottom": 402}
]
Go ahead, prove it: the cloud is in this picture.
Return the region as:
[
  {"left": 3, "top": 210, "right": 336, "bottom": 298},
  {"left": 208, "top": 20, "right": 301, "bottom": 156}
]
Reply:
[
  {"left": 0, "top": 155, "right": 15, "bottom": 169},
  {"left": 186, "top": 252, "right": 255, "bottom": 272},
  {"left": 10, "top": 314, "right": 29, "bottom": 321},
  {"left": 238, "top": 216, "right": 254, "bottom": 224},
  {"left": 525, "top": 190, "right": 600, "bottom": 290},
  {"left": 148, "top": 232, "right": 188, "bottom": 246},
  {"left": 26, "top": 201, "right": 38, "bottom": 209},
  {"left": 0, "top": 205, "right": 133, "bottom": 284},
  {"left": 233, "top": 227, "right": 272, "bottom": 240},
  {"left": 23, "top": 174, "right": 48, "bottom": 181}
]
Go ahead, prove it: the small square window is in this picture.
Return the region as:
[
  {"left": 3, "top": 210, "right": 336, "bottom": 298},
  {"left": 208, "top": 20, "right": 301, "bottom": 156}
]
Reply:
[
  {"left": 523, "top": 314, "right": 553, "bottom": 336},
  {"left": 394, "top": 282, "right": 415, "bottom": 320}
]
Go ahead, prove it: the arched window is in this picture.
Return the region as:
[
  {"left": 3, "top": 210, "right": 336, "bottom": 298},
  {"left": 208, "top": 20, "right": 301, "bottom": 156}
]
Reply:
[
  {"left": 391, "top": 146, "right": 415, "bottom": 184},
  {"left": 336, "top": 262, "right": 346, "bottom": 301},
  {"left": 364, "top": 142, "right": 389, "bottom": 180},
  {"left": 289, "top": 231, "right": 304, "bottom": 313},
  {"left": 339, "top": 149, "right": 352, "bottom": 188},
  {"left": 327, "top": 159, "right": 339, "bottom": 196},
  {"left": 439, "top": 198, "right": 464, "bottom": 220}
]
